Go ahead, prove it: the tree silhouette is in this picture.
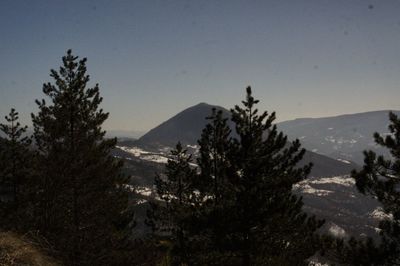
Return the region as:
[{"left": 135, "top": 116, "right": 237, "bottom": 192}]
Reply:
[
  {"left": 147, "top": 142, "right": 198, "bottom": 265},
  {"left": 31, "top": 50, "right": 133, "bottom": 265},
  {"left": 0, "top": 108, "right": 32, "bottom": 229},
  {"left": 150, "top": 87, "right": 323, "bottom": 265},
  {"left": 352, "top": 111, "right": 400, "bottom": 265}
]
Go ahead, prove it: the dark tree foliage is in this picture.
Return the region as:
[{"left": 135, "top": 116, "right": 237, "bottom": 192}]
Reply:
[
  {"left": 318, "top": 234, "right": 384, "bottom": 266},
  {"left": 225, "top": 87, "right": 323, "bottom": 265},
  {"left": 149, "top": 87, "right": 323, "bottom": 265},
  {"left": 0, "top": 108, "right": 32, "bottom": 229},
  {"left": 147, "top": 142, "right": 199, "bottom": 265},
  {"left": 351, "top": 111, "right": 400, "bottom": 265},
  {"left": 31, "top": 50, "right": 134, "bottom": 266},
  {"left": 192, "top": 108, "right": 238, "bottom": 264},
  {"left": 197, "top": 108, "right": 233, "bottom": 201}
]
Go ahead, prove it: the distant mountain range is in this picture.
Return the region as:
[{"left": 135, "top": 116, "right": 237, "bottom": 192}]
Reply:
[
  {"left": 136, "top": 102, "right": 358, "bottom": 177},
  {"left": 138, "top": 104, "right": 400, "bottom": 166},
  {"left": 106, "top": 130, "right": 145, "bottom": 139},
  {"left": 114, "top": 103, "right": 388, "bottom": 239},
  {"left": 277, "top": 110, "right": 400, "bottom": 164}
]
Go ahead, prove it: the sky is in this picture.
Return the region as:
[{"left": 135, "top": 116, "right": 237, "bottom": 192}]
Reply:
[{"left": 1, "top": 0, "right": 400, "bottom": 133}]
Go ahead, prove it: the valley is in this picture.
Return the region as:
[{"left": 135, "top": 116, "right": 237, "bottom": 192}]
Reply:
[{"left": 111, "top": 104, "right": 399, "bottom": 240}]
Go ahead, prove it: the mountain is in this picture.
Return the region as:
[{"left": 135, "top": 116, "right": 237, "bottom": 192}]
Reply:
[
  {"left": 116, "top": 104, "right": 382, "bottom": 239},
  {"left": 137, "top": 103, "right": 358, "bottom": 177},
  {"left": 138, "top": 103, "right": 232, "bottom": 147},
  {"left": 277, "top": 110, "right": 400, "bottom": 164}
]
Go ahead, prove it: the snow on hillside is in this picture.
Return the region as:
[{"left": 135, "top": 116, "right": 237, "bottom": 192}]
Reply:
[
  {"left": 336, "top": 158, "right": 351, "bottom": 164},
  {"left": 328, "top": 223, "right": 347, "bottom": 238},
  {"left": 294, "top": 176, "right": 355, "bottom": 195},
  {"left": 294, "top": 183, "right": 333, "bottom": 196},
  {"left": 117, "top": 146, "right": 151, "bottom": 156},
  {"left": 116, "top": 145, "right": 169, "bottom": 164},
  {"left": 118, "top": 142, "right": 381, "bottom": 239},
  {"left": 116, "top": 144, "right": 199, "bottom": 164},
  {"left": 293, "top": 175, "right": 382, "bottom": 238},
  {"left": 369, "top": 207, "right": 393, "bottom": 221}
]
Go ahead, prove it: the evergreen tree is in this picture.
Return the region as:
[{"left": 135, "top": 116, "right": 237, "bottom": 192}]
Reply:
[
  {"left": 0, "top": 108, "right": 32, "bottom": 229},
  {"left": 197, "top": 108, "right": 233, "bottom": 202},
  {"left": 31, "top": 50, "right": 133, "bottom": 265},
  {"left": 352, "top": 111, "right": 400, "bottom": 265},
  {"left": 225, "top": 86, "right": 322, "bottom": 265},
  {"left": 147, "top": 142, "right": 198, "bottom": 265},
  {"left": 150, "top": 87, "right": 323, "bottom": 265},
  {"left": 317, "top": 234, "right": 384, "bottom": 266},
  {"left": 194, "top": 108, "right": 237, "bottom": 264}
]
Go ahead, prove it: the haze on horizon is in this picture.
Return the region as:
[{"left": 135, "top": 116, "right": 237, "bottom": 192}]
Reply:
[{"left": 1, "top": 0, "right": 400, "bottom": 132}]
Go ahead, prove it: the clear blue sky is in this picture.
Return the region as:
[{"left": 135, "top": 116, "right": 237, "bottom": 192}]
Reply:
[{"left": 1, "top": 0, "right": 400, "bottom": 132}]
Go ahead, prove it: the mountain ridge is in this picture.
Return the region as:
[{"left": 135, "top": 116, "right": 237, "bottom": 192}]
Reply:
[
  {"left": 136, "top": 102, "right": 359, "bottom": 177},
  {"left": 277, "top": 110, "right": 400, "bottom": 164},
  {"left": 280, "top": 109, "right": 400, "bottom": 122}
]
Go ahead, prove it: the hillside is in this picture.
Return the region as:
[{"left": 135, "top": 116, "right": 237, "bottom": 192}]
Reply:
[
  {"left": 136, "top": 102, "right": 358, "bottom": 177},
  {"left": 0, "top": 232, "right": 59, "bottom": 266},
  {"left": 113, "top": 104, "right": 399, "bottom": 239},
  {"left": 138, "top": 103, "right": 232, "bottom": 147},
  {"left": 277, "top": 110, "right": 400, "bottom": 164}
]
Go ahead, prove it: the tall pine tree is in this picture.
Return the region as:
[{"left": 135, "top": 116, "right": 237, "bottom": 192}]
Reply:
[
  {"left": 352, "top": 111, "right": 400, "bottom": 265},
  {"left": 221, "top": 87, "right": 322, "bottom": 265},
  {"left": 31, "top": 50, "right": 133, "bottom": 265},
  {"left": 150, "top": 87, "right": 323, "bottom": 265},
  {"left": 0, "top": 108, "right": 32, "bottom": 229}
]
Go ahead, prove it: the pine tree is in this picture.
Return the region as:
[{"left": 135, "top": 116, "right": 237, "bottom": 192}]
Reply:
[
  {"left": 197, "top": 108, "right": 233, "bottom": 202},
  {"left": 31, "top": 50, "right": 133, "bottom": 265},
  {"left": 0, "top": 108, "right": 32, "bottom": 229},
  {"left": 147, "top": 142, "right": 199, "bottom": 265},
  {"left": 318, "top": 234, "right": 384, "bottom": 266},
  {"left": 225, "top": 87, "right": 323, "bottom": 265},
  {"left": 194, "top": 108, "right": 237, "bottom": 264},
  {"left": 150, "top": 87, "right": 323, "bottom": 265},
  {"left": 352, "top": 111, "right": 400, "bottom": 265}
]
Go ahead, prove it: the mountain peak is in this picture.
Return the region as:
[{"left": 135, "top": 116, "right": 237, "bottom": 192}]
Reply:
[
  {"left": 189, "top": 102, "right": 223, "bottom": 110},
  {"left": 138, "top": 103, "right": 230, "bottom": 146},
  {"left": 194, "top": 102, "right": 211, "bottom": 107},
  {"left": 137, "top": 103, "right": 359, "bottom": 177}
]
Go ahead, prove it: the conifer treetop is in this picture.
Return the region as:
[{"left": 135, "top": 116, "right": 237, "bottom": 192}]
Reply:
[{"left": 0, "top": 108, "right": 30, "bottom": 145}]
